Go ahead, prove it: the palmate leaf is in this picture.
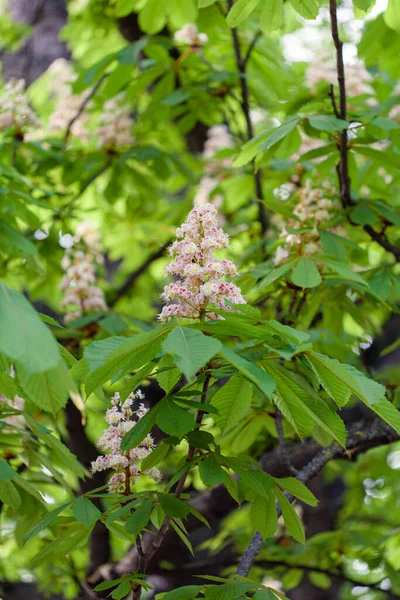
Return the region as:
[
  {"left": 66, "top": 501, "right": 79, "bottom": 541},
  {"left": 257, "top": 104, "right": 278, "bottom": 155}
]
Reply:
[
  {"left": 162, "top": 327, "right": 221, "bottom": 380},
  {"left": 85, "top": 328, "right": 170, "bottom": 396},
  {"left": 211, "top": 375, "right": 253, "bottom": 435},
  {"left": 265, "top": 362, "right": 346, "bottom": 445}
]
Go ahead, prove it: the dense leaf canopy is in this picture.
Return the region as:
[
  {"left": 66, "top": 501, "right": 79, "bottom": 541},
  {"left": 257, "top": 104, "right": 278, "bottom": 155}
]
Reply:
[{"left": 0, "top": 0, "right": 400, "bottom": 599}]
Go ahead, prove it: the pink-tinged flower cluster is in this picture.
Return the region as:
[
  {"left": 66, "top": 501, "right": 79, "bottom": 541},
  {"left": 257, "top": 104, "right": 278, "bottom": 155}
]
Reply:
[
  {"left": 91, "top": 391, "right": 161, "bottom": 493},
  {"left": 174, "top": 23, "right": 208, "bottom": 47},
  {"left": 95, "top": 93, "right": 133, "bottom": 151},
  {"left": 60, "top": 221, "right": 108, "bottom": 324},
  {"left": 194, "top": 125, "right": 234, "bottom": 208},
  {"left": 158, "top": 203, "right": 246, "bottom": 322},
  {"left": 0, "top": 79, "right": 38, "bottom": 132},
  {"left": 274, "top": 179, "right": 342, "bottom": 265}
]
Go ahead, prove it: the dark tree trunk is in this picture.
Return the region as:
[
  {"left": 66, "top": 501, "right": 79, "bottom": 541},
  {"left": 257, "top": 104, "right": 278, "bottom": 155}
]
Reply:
[{"left": 1, "top": 0, "right": 70, "bottom": 84}]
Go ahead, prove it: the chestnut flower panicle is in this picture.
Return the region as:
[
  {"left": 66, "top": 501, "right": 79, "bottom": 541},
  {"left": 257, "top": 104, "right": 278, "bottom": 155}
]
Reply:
[
  {"left": 91, "top": 391, "right": 161, "bottom": 493},
  {"left": 60, "top": 221, "right": 108, "bottom": 324},
  {"left": 0, "top": 78, "right": 38, "bottom": 132},
  {"left": 274, "top": 179, "right": 341, "bottom": 265},
  {"left": 158, "top": 203, "right": 246, "bottom": 322},
  {"left": 95, "top": 93, "right": 133, "bottom": 151}
]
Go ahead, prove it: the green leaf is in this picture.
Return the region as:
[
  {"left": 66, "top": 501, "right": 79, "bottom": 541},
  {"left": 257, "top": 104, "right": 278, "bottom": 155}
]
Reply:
[
  {"left": 289, "top": 0, "right": 319, "bottom": 18},
  {"left": 85, "top": 329, "right": 169, "bottom": 397},
  {"left": 308, "top": 115, "right": 349, "bottom": 131},
  {"left": 162, "top": 90, "right": 191, "bottom": 106},
  {"left": 141, "top": 442, "right": 169, "bottom": 471},
  {"left": 156, "top": 398, "right": 195, "bottom": 438},
  {"left": 115, "top": 0, "right": 137, "bottom": 16},
  {"left": 160, "top": 585, "right": 202, "bottom": 600},
  {"left": 291, "top": 258, "right": 322, "bottom": 288},
  {"left": 121, "top": 404, "right": 159, "bottom": 451},
  {"left": 350, "top": 204, "right": 379, "bottom": 226},
  {"left": 0, "top": 481, "right": 21, "bottom": 511},
  {"left": 23, "top": 502, "right": 72, "bottom": 543},
  {"left": 250, "top": 491, "right": 278, "bottom": 539},
  {"left": 308, "top": 572, "right": 331, "bottom": 590},
  {"left": 94, "top": 579, "right": 124, "bottom": 592},
  {"left": 125, "top": 495, "right": 153, "bottom": 535},
  {"left": 219, "top": 346, "right": 275, "bottom": 398},
  {"left": 257, "top": 260, "right": 298, "bottom": 291},
  {"left": 0, "top": 283, "right": 61, "bottom": 373},
  {"left": 316, "top": 256, "right": 368, "bottom": 286},
  {"left": 260, "top": 117, "right": 300, "bottom": 152},
  {"left": 367, "top": 397, "right": 400, "bottom": 434},
  {"left": 274, "top": 477, "right": 318, "bottom": 506},
  {"left": 226, "top": 0, "right": 262, "bottom": 27},
  {"left": 73, "top": 497, "right": 101, "bottom": 528},
  {"left": 156, "top": 354, "right": 181, "bottom": 393},
  {"left": 0, "top": 221, "right": 37, "bottom": 257},
  {"left": 305, "top": 352, "right": 385, "bottom": 406},
  {"left": 212, "top": 375, "right": 253, "bottom": 434},
  {"left": 275, "top": 488, "right": 305, "bottom": 544},
  {"left": 139, "top": 0, "right": 167, "bottom": 33},
  {"left": 237, "top": 468, "right": 274, "bottom": 498},
  {"left": 38, "top": 313, "right": 63, "bottom": 328},
  {"left": 170, "top": 519, "right": 194, "bottom": 556},
  {"left": 384, "top": 0, "right": 400, "bottom": 31},
  {"left": 199, "top": 455, "right": 226, "bottom": 487},
  {"left": 168, "top": 0, "right": 198, "bottom": 26},
  {"left": 204, "top": 583, "right": 256, "bottom": 600},
  {"left": 112, "top": 580, "right": 132, "bottom": 600},
  {"left": 259, "top": 0, "right": 284, "bottom": 31},
  {"left": 265, "top": 362, "right": 346, "bottom": 445},
  {"left": 18, "top": 361, "right": 73, "bottom": 413},
  {"left": 162, "top": 327, "right": 221, "bottom": 380},
  {"left": 159, "top": 494, "right": 191, "bottom": 518},
  {"left": 0, "top": 458, "right": 16, "bottom": 481}
]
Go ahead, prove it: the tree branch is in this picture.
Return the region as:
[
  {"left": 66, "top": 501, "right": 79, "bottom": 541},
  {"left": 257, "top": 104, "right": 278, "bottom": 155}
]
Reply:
[
  {"left": 227, "top": 0, "right": 269, "bottom": 236},
  {"left": 94, "top": 415, "right": 397, "bottom": 585},
  {"left": 109, "top": 240, "right": 172, "bottom": 307},
  {"left": 235, "top": 416, "right": 398, "bottom": 577},
  {"left": 65, "top": 73, "right": 109, "bottom": 143}
]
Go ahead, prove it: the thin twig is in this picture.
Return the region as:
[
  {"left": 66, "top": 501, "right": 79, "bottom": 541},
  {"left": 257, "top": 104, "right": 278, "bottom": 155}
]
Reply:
[
  {"left": 109, "top": 240, "right": 172, "bottom": 307},
  {"left": 127, "top": 371, "right": 212, "bottom": 600},
  {"left": 243, "top": 31, "right": 262, "bottom": 66},
  {"left": 329, "top": 0, "right": 400, "bottom": 261},
  {"left": 228, "top": 0, "right": 269, "bottom": 236},
  {"left": 72, "top": 158, "right": 113, "bottom": 202},
  {"left": 65, "top": 73, "right": 109, "bottom": 143}
]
